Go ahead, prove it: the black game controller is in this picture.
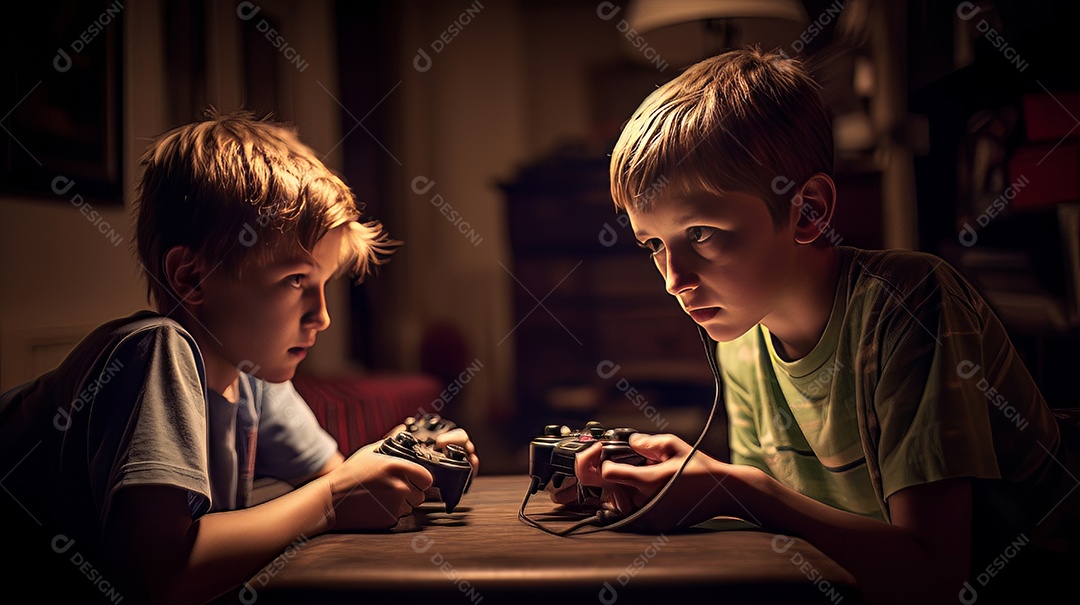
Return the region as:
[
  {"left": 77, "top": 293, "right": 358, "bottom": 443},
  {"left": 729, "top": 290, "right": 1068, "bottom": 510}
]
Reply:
[
  {"left": 402, "top": 414, "right": 457, "bottom": 446},
  {"left": 528, "top": 422, "right": 646, "bottom": 505},
  {"left": 378, "top": 431, "right": 473, "bottom": 513}
]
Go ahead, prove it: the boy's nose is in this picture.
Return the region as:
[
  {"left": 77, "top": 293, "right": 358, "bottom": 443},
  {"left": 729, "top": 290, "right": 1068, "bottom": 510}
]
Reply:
[
  {"left": 664, "top": 253, "right": 699, "bottom": 295},
  {"left": 305, "top": 289, "right": 332, "bottom": 331}
]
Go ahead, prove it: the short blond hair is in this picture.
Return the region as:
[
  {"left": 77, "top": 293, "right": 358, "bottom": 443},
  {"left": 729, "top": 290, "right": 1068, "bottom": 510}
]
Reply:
[
  {"left": 610, "top": 48, "right": 833, "bottom": 226},
  {"left": 134, "top": 109, "right": 397, "bottom": 306}
]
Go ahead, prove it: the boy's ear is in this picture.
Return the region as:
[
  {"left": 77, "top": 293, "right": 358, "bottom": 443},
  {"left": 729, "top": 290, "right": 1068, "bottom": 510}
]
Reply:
[
  {"left": 790, "top": 173, "right": 837, "bottom": 245},
  {"left": 163, "top": 246, "right": 206, "bottom": 305}
]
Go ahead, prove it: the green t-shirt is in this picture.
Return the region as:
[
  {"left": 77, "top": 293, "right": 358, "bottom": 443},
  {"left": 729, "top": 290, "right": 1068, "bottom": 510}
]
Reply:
[{"left": 719, "top": 246, "right": 1060, "bottom": 523}]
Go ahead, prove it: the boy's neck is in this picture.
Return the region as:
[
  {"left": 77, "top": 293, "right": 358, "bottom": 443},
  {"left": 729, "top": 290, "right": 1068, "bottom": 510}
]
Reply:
[
  {"left": 162, "top": 308, "right": 242, "bottom": 401},
  {"left": 765, "top": 245, "right": 841, "bottom": 362},
  {"left": 200, "top": 351, "right": 242, "bottom": 402}
]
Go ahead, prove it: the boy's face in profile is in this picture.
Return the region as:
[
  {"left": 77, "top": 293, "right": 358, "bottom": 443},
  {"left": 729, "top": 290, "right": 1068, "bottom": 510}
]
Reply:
[
  {"left": 628, "top": 190, "right": 800, "bottom": 343},
  {"left": 191, "top": 226, "right": 349, "bottom": 384}
]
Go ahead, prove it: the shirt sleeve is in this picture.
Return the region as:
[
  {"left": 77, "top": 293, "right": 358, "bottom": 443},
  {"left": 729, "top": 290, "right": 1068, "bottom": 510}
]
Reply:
[
  {"left": 863, "top": 260, "right": 1006, "bottom": 502},
  {"left": 253, "top": 379, "right": 340, "bottom": 483},
  {"left": 88, "top": 324, "right": 212, "bottom": 523}
]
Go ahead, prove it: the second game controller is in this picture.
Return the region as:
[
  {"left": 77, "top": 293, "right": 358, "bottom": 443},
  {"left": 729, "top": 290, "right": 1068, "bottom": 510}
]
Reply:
[
  {"left": 527, "top": 422, "right": 646, "bottom": 506},
  {"left": 378, "top": 431, "right": 473, "bottom": 513}
]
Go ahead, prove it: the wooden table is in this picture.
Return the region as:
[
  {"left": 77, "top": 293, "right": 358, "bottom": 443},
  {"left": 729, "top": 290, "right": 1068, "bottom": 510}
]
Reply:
[{"left": 241, "top": 475, "right": 862, "bottom": 604}]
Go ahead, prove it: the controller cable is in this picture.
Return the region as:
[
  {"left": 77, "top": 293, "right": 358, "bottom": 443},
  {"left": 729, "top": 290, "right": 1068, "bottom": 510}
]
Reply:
[{"left": 518, "top": 327, "right": 722, "bottom": 536}]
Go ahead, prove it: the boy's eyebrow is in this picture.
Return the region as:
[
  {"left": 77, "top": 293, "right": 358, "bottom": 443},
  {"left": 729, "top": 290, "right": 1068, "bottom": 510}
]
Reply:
[
  {"left": 268, "top": 256, "right": 319, "bottom": 270},
  {"left": 633, "top": 211, "right": 712, "bottom": 238}
]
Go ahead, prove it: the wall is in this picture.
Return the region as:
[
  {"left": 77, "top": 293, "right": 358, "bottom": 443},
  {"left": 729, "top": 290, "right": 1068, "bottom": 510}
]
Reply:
[
  {"left": 377, "top": 1, "right": 640, "bottom": 437},
  {"left": 0, "top": 0, "right": 353, "bottom": 391}
]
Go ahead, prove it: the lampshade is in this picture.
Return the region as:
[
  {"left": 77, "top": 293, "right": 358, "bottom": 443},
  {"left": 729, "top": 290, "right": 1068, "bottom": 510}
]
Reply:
[
  {"left": 621, "top": 0, "right": 811, "bottom": 68},
  {"left": 627, "top": 0, "right": 809, "bottom": 32}
]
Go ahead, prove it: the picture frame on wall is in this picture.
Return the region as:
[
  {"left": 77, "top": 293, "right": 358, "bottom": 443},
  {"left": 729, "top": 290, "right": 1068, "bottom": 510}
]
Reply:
[{"left": 0, "top": 0, "right": 124, "bottom": 203}]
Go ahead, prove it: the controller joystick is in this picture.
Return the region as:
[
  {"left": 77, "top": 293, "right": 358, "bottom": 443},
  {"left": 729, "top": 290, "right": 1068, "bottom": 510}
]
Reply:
[{"left": 378, "top": 431, "right": 473, "bottom": 513}]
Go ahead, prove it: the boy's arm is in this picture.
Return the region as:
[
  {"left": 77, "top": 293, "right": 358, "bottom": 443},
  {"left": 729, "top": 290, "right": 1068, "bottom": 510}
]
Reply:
[
  {"left": 581, "top": 434, "right": 970, "bottom": 605},
  {"left": 105, "top": 444, "right": 431, "bottom": 604},
  {"left": 741, "top": 462, "right": 971, "bottom": 605},
  {"left": 306, "top": 450, "right": 345, "bottom": 479}
]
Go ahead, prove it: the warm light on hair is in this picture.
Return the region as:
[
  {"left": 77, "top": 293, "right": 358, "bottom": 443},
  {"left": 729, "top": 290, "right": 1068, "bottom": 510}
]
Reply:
[
  {"left": 609, "top": 47, "right": 833, "bottom": 227},
  {"left": 134, "top": 109, "right": 398, "bottom": 307}
]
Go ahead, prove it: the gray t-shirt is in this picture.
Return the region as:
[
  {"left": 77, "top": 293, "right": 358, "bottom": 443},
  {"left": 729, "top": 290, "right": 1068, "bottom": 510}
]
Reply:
[{"left": 0, "top": 311, "right": 338, "bottom": 561}]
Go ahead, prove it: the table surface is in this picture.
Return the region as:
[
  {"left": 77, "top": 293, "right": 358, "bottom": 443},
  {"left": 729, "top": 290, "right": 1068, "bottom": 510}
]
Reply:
[{"left": 244, "top": 475, "right": 862, "bottom": 604}]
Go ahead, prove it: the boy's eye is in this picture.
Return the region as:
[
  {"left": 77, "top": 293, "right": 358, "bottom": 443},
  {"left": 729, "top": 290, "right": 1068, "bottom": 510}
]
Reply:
[
  {"left": 286, "top": 274, "right": 304, "bottom": 288},
  {"left": 687, "top": 226, "right": 716, "bottom": 244},
  {"left": 636, "top": 238, "right": 664, "bottom": 255}
]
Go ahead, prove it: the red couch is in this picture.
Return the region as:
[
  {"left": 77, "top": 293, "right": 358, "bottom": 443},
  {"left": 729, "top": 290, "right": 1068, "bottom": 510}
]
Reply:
[{"left": 291, "top": 371, "right": 444, "bottom": 456}]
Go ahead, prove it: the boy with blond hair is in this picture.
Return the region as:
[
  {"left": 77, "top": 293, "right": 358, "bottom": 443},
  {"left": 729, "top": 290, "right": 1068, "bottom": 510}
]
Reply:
[
  {"left": 0, "top": 110, "right": 477, "bottom": 603},
  {"left": 575, "top": 48, "right": 1076, "bottom": 604}
]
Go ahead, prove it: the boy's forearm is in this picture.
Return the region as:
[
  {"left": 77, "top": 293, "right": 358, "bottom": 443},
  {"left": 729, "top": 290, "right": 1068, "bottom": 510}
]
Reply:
[
  {"left": 115, "top": 477, "right": 336, "bottom": 605},
  {"left": 181, "top": 476, "right": 336, "bottom": 595},
  {"left": 728, "top": 467, "right": 966, "bottom": 605}
]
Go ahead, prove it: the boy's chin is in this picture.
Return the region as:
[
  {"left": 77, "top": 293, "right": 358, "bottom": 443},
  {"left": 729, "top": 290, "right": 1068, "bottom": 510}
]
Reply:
[
  {"left": 265, "top": 371, "right": 298, "bottom": 384},
  {"left": 702, "top": 322, "right": 756, "bottom": 343},
  {"left": 242, "top": 365, "right": 297, "bottom": 383}
]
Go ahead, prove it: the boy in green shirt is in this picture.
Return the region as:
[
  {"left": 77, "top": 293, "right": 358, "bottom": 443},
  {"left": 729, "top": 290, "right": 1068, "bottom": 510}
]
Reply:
[{"left": 575, "top": 48, "right": 1076, "bottom": 604}]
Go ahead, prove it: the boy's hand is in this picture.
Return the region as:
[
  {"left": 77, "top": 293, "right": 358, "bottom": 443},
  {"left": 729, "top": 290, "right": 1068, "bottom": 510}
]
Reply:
[
  {"left": 575, "top": 433, "right": 737, "bottom": 532},
  {"left": 545, "top": 475, "right": 584, "bottom": 505},
  {"left": 433, "top": 428, "right": 480, "bottom": 477},
  {"left": 325, "top": 442, "right": 434, "bottom": 531},
  {"left": 383, "top": 424, "right": 480, "bottom": 477}
]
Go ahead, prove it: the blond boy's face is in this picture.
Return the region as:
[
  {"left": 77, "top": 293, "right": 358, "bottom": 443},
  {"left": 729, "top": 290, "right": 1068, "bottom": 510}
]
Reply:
[
  {"left": 627, "top": 191, "right": 800, "bottom": 343},
  {"left": 193, "top": 226, "right": 349, "bottom": 384}
]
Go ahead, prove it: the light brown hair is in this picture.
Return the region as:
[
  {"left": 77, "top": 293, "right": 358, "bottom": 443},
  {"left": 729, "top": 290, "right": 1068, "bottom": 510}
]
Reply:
[
  {"left": 609, "top": 48, "right": 833, "bottom": 227},
  {"left": 134, "top": 109, "right": 396, "bottom": 307}
]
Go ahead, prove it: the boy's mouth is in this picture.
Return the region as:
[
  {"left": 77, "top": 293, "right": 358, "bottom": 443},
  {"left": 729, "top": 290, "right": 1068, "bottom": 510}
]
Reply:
[
  {"left": 687, "top": 307, "right": 719, "bottom": 323},
  {"left": 288, "top": 347, "right": 309, "bottom": 359}
]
